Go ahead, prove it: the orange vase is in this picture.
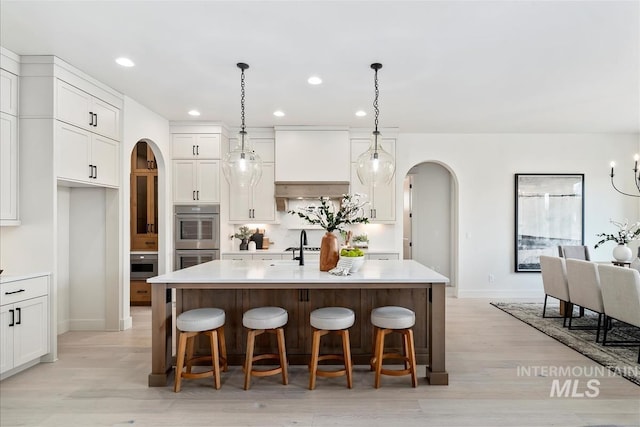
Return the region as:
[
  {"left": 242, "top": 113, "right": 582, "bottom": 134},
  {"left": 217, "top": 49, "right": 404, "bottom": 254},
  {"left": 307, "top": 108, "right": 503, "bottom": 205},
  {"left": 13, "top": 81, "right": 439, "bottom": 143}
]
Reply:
[{"left": 319, "top": 231, "right": 339, "bottom": 271}]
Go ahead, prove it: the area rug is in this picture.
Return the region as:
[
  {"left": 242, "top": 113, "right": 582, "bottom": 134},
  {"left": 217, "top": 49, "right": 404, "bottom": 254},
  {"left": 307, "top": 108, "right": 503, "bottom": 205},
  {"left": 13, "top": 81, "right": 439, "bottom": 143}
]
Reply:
[{"left": 491, "top": 302, "right": 640, "bottom": 386}]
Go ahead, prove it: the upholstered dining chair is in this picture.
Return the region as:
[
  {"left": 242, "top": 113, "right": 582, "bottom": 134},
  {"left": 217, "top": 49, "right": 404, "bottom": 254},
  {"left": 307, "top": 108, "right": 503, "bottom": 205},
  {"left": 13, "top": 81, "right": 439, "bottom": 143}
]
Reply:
[
  {"left": 596, "top": 264, "right": 640, "bottom": 363},
  {"left": 558, "top": 245, "right": 591, "bottom": 261},
  {"left": 565, "top": 259, "right": 605, "bottom": 341},
  {"left": 539, "top": 255, "right": 571, "bottom": 325}
]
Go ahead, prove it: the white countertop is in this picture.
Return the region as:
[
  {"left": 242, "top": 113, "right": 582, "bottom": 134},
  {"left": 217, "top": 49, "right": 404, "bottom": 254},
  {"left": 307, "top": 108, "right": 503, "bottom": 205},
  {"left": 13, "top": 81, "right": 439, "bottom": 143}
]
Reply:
[
  {"left": 148, "top": 259, "right": 448, "bottom": 284},
  {"left": 222, "top": 249, "right": 398, "bottom": 255},
  {"left": 0, "top": 272, "right": 51, "bottom": 284}
]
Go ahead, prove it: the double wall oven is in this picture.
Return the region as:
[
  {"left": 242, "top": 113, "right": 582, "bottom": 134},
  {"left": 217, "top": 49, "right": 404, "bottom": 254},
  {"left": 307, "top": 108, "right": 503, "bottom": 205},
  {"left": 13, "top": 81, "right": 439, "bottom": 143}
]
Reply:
[{"left": 174, "top": 205, "right": 220, "bottom": 270}]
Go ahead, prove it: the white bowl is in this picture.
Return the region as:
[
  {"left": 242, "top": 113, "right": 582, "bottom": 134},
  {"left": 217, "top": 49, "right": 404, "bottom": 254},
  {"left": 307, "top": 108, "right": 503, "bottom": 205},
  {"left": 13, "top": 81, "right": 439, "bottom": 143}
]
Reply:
[{"left": 340, "top": 255, "right": 365, "bottom": 273}]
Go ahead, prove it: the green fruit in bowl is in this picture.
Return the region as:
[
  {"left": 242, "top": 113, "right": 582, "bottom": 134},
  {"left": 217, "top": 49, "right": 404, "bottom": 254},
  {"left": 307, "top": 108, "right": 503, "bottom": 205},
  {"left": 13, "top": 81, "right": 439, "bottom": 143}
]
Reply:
[{"left": 340, "top": 247, "right": 364, "bottom": 257}]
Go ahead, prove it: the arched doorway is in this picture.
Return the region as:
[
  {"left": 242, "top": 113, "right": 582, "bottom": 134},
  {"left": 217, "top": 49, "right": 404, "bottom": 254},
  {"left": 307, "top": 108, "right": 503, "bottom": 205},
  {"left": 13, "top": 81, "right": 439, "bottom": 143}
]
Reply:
[
  {"left": 404, "top": 161, "right": 459, "bottom": 294},
  {"left": 129, "top": 140, "right": 159, "bottom": 306}
]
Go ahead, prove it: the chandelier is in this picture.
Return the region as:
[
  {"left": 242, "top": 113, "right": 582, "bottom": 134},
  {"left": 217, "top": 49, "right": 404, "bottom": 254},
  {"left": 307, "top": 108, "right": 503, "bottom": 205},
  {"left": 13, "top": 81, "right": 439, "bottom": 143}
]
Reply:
[
  {"left": 222, "top": 62, "right": 263, "bottom": 188},
  {"left": 609, "top": 155, "right": 640, "bottom": 197},
  {"left": 356, "top": 63, "right": 395, "bottom": 187}
]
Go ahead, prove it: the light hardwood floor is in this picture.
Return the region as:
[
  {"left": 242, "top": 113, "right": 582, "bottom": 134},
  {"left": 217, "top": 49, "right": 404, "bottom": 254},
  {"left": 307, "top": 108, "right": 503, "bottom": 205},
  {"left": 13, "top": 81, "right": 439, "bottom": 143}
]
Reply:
[{"left": 1, "top": 298, "right": 638, "bottom": 427}]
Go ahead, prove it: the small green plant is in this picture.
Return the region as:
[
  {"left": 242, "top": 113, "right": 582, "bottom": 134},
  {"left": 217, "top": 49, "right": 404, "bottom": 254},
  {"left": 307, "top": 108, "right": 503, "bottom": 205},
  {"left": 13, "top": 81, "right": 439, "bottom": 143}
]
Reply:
[
  {"left": 233, "top": 226, "right": 252, "bottom": 240},
  {"left": 352, "top": 233, "right": 368, "bottom": 243}
]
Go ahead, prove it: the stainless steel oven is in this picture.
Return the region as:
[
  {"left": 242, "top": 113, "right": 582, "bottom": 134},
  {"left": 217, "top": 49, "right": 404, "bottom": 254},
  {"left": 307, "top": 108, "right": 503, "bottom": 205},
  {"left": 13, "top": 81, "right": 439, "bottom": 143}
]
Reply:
[
  {"left": 130, "top": 253, "right": 158, "bottom": 279},
  {"left": 175, "top": 205, "right": 220, "bottom": 250},
  {"left": 174, "top": 205, "right": 220, "bottom": 270},
  {"left": 175, "top": 249, "right": 220, "bottom": 270}
]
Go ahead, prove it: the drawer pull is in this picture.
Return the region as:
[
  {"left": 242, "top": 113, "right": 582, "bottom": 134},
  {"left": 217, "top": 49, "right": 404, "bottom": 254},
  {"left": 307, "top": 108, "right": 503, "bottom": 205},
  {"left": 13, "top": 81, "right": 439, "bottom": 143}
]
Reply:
[{"left": 5, "top": 289, "right": 25, "bottom": 295}]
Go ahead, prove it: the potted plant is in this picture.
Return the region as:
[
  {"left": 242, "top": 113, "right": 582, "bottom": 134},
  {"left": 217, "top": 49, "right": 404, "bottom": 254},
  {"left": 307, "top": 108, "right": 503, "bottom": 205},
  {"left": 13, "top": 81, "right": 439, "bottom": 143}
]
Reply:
[
  {"left": 289, "top": 193, "right": 369, "bottom": 271},
  {"left": 594, "top": 218, "right": 640, "bottom": 262},
  {"left": 234, "top": 226, "right": 252, "bottom": 250},
  {"left": 352, "top": 233, "right": 369, "bottom": 248}
]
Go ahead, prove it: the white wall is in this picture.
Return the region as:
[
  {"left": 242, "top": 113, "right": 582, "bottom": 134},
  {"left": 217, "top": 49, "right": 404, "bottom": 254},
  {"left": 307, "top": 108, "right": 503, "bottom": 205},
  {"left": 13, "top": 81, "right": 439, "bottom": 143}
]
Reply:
[
  {"left": 121, "top": 96, "right": 170, "bottom": 329},
  {"left": 409, "top": 163, "right": 452, "bottom": 279},
  {"left": 396, "top": 133, "right": 640, "bottom": 298}
]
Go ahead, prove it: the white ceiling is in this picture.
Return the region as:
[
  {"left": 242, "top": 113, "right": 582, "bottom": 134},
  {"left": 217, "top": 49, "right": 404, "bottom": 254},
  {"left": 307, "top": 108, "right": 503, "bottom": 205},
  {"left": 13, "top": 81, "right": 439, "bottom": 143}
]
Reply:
[{"left": 1, "top": 0, "right": 638, "bottom": 133}]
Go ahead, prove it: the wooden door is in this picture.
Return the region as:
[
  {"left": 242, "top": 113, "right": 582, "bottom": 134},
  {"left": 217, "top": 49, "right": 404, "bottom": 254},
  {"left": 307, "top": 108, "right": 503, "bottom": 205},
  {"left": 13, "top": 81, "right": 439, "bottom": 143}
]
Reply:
[{"left": 130, "top": 142, "right": 158, "bottom": 251}]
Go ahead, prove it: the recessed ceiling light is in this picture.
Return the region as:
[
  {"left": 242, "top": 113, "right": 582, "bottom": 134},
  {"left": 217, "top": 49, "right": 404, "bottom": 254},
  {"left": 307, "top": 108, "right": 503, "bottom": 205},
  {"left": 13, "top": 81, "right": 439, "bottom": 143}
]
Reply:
[
  {"left": 307, "top": 76, "right": 322, "bottom": 85},
  {"left": 273, "top": 110, "right": 285, "bottom": 117},
  {"left": 355, "top": 110, "right": 367, "bottom": 117},
  {"left": 188, "top": 110, "right": 201, "bottom": 116},
  {"left": 115, "top": 57, "right": 135, "bottom": 67}
]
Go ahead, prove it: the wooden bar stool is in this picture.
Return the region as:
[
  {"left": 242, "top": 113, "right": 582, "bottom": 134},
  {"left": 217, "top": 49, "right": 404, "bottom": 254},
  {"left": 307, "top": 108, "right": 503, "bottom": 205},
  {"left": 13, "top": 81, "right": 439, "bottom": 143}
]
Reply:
[
  {"left": 308, "top": 307, "right": 355, "bottom": 390},
  {"left": 371, "top": 306, "right": 418, "bottom": 388},
  {"left": 174, "top": 308, "right": 227, "bottom": 392},
  {"left": 243, "top": 306, "right": 289, "bottom": 390}
]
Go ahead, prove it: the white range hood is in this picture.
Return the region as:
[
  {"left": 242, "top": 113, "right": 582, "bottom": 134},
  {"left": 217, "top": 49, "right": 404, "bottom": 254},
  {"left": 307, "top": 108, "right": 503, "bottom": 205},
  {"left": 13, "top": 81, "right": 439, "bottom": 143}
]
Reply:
[{"left": 273, "top": 128, "right": 352, "bottom": 211}]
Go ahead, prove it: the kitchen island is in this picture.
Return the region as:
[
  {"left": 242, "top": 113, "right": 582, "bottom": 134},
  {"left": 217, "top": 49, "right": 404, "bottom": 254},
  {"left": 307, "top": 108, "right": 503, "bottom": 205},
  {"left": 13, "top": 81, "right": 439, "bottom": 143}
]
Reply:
[{"left": 147, "top": 259, "right": 449, "bottom": 387}]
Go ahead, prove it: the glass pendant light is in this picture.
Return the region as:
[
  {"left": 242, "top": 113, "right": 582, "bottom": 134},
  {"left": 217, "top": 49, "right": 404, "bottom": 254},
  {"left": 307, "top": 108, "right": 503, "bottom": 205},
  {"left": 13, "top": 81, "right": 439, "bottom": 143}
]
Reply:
[
  {"left": 356, "top": 63, "right": 395, "bottom": 187},
  {"left": 222, "top": 62, "right": 263, "bottom": 188}
]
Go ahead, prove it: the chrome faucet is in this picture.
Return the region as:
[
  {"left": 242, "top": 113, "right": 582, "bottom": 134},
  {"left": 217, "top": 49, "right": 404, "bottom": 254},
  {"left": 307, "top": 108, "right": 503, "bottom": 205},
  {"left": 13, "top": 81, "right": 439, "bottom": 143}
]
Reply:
[{"left": 294, "top": 230, "right": 308, "bottom": 266}]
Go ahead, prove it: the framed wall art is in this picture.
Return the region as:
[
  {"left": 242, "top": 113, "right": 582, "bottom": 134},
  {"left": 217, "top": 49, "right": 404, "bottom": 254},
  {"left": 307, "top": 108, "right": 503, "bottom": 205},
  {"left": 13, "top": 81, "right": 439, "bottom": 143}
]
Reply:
[{"left": 514, "top": 173, "right": 584, "bottom": 272}]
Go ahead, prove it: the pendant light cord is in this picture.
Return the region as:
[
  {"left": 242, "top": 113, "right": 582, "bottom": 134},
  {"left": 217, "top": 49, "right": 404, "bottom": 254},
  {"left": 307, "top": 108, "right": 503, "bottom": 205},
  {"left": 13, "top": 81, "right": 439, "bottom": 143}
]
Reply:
[
  {"left": 237, "top": 62, "right": 249, "bottom": 153},
  {"left": 371, "top": 63, "right": 382, "bottom": 154}
]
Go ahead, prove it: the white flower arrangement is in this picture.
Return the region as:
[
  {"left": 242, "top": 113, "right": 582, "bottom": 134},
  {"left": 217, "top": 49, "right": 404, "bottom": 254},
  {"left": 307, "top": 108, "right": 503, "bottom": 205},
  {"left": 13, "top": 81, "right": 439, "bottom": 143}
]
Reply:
[{"left": 594, "top": 218, "right": 640, "bottom": 248}]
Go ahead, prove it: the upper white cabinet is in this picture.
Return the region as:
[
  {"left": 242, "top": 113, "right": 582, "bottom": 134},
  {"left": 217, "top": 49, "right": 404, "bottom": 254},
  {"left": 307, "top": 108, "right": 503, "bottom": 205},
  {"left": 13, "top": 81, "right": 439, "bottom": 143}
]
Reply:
[
  {"left": 350, "top": 138, "right": 396, "bottom": 223},
  {"left": 56, "top": 122, "right": 119, "bottom": 187},
  {"left": 171, "top": 131, "right": 222, "bottom": 204},
  {"left": 229, "top": 163, "right": 275, "bottom": 222},
  {"left": 0, "top": 70, "right": 18, "bottom": 116},
  {"left": 56, "top": 80, "right": 120, "bottom": 141},
  {"left": 172, "top": 134, "right": 220, "bottom": 159},
  {"left": 227, "top": 136, "right": 276, "bottom": 223},
  {"left": 0, "top": 64, "right": 19, "bottom": 225},
  {"left": 173, "top": 159, "right": 220, "bottom": 204},
  {"left": 0, "top": 113, "right": 18, "bottom": 223}
]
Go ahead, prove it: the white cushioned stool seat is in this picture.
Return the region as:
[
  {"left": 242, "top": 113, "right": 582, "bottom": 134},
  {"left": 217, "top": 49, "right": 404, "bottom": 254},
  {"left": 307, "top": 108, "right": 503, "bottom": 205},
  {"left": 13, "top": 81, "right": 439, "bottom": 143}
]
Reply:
[
  {"left": 311, "top": 307, "right": 355, "bottom": 331},
  {"left": 243, "top": 306, "right": 288, "bottom": 330},
  {"left": 243, "top": 306, "right": 289, "bottom": 390},
  {"left": 371, "top": 306, "right": 415, "bottom": 330},
  {"left": 371, "top": 306, "right": 418, "bottom": 388},
  {"left": 174, "top": 307, "right": 227, "bottom": 392},
  {"left": 177, "top": 308, "right": 225, "bottom": 332},
  {"left": 308, "top": 306, "right": 355, "bottom": 390}
]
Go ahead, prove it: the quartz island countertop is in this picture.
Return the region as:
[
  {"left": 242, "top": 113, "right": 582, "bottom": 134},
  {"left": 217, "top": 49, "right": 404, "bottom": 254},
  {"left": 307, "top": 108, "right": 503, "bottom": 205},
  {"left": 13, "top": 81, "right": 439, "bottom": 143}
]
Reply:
[{"left": 147, "top": 259, "right": 449, "bottom": 286}]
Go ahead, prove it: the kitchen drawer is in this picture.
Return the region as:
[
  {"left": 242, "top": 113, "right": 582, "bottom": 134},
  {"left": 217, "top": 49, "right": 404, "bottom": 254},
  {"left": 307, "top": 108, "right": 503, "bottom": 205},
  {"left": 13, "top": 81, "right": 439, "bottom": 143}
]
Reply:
[
  {"left": 1, "top": 276, "right": 49, "bottom": 306},
  {"left": 130, "top": 280, "right": 151, "bottom": 305}
]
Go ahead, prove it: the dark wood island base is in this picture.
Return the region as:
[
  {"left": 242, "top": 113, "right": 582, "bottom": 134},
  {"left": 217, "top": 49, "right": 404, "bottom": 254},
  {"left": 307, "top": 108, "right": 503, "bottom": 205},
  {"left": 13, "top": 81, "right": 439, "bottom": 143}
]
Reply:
[{"left": 148, "top": 260, "right": 449, "bottom": 387}]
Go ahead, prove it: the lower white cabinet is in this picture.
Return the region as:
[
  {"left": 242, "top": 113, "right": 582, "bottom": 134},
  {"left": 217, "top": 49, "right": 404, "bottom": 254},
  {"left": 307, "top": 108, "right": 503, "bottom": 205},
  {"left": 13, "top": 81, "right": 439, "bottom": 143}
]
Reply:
[
  {"left": 0, "top": 112, "right": 18, "bottom": 223},
  {"left": 221, "top": 253, "right": 284, "bottom": 261},
  {"left": 56, "top": 122, "right": 119, "bottom": 187},
  {"left": 0, "top": 274, "right": 50, "bottom": 379},
  {"left": 173, "top": 160, "right": 220, "bottom": 203},
  {"left": 366, "top": 252, "right": 399, "bottom": 260}
]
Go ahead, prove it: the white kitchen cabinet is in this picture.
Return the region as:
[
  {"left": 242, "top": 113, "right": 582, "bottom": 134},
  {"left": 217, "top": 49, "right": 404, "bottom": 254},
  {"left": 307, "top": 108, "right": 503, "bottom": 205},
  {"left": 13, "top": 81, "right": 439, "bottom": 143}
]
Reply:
[
  {"left": 173, "top": 159, "right": 220, "bottom": 203},
  {"left": 0, "top": 113, "right": 18, "bottom": 223},
  {"left": 220, "top": 253, "right": 285, "bottom": 261},
  {"left": 0, "top": 69, "right": 18, "bottom": 116},
  {"left": 56, "top": 79, "right": 120, "bottom": 141},
  {"left": 350, "top": 138, "right": 396, "bottom": 223},
  {"left": 1, "top": 274, "right": 50, "bottom": 379},
  {"left": 172, "top": 134, "right": 220, "bottom": 159},
  {"left": 229, "top": 163, "right": 275, "bottom": 223},
  {"left": 366, "top": 252, "right": 399, "bottom": 260},
  {"left": 56, "top": 122, "right": 119, "bottom": 187},
  {"left": 350, "top": 163, "right": 395, "bottom": 223}
]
